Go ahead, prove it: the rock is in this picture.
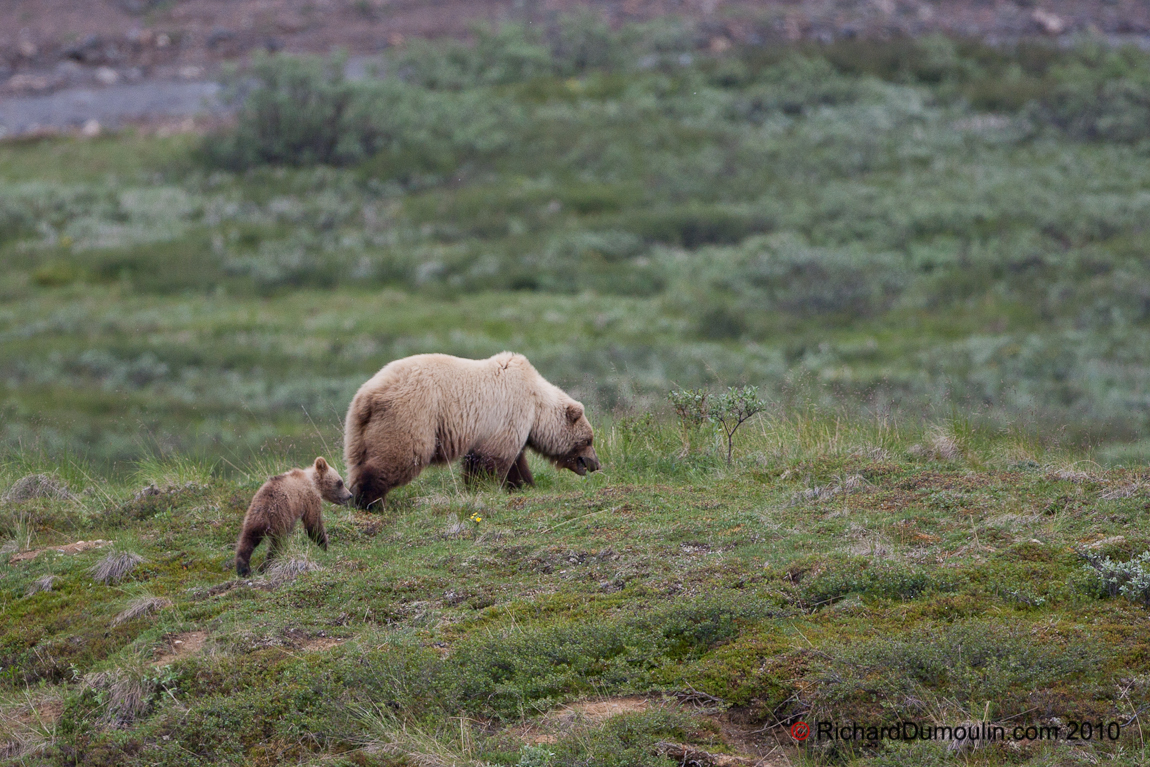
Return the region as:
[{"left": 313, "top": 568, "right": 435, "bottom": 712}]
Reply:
[
  {"left": 63, "top": 34, "right": 102, "bottom": 62},
  {"left": 81, "top": 119, "right": 102, "bottom": 137},
  {"left": 1033, "top": 9, "right": 1066, "bottom": 35},
  {"left": 207, "top": 28, "right": 234, "bottom": 48},
  {"left": 95, "top": 66, "right": 119, "bottom": 85},
  {"left": 6, "top": 73, "right": 55, "bottom": 93},
  {"left": 275, "top": 15, "right": 308, "bottom": 33}
]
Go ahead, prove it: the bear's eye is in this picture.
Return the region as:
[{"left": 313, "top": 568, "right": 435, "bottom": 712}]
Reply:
[{"left": 337, "top": 480, "right": 344, "bottom": 488}]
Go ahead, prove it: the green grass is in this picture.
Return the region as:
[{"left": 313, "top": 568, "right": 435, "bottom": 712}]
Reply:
[
  {"left": 3, "top": 418, "right": 1150, "bottom": 765},
  {"left": 3, "top": 31, "right": 1150, "bottom": 469},
  {"left": 3, "top": 21, "right": 1150, "bottom": 765}
]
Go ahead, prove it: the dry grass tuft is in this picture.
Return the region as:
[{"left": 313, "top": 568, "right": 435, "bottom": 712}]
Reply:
[
  {"left": 265, "top": 557, "right": 323, "bottom": 586},
  {"left": 91, "top": 550, "right": 144, "bottom": 585},
  {"left": 850, "top": 445, "right": 891, "bottom": 461},
  {"left": 791, "top": 474, "right": 869, "bottom": 505},
  {"left": 1101, "top": 482, "right": 1143, "bottom": 501},
  {"left": 24, "top": 575, "right": 57, "bottom": 598},
  {"left": 0, "top": 689, "right": 61, "bottom": 760},
  {"left": 112, "top": 596, "right": 173, "bottom": 627},
  {"left": 908, "top": 430, "right": 962, "bottom": 462},
  {"left": 1050, "top": 468, "right": 1091, "bottom": 482},
  {"left": 83, "top": 669, "right": 154, "bottom": 728},
  {"left": 2, "top": 474, "right": 74, "bottom": 503}
]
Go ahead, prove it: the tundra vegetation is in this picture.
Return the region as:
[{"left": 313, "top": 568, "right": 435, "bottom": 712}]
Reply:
[{"left": 3, "top": 16, "right": 1150, "bottom": 766}]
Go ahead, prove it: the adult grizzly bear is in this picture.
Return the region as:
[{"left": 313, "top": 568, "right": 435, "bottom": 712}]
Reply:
[
  {"left": 344, "top": 352, "right": 600, "bottom": 509},
  {"left": 235, "top": 457, "right": 353, "bottom": 576}
]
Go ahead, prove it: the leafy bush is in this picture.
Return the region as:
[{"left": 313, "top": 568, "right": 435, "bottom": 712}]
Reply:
[
  {"left": 674, "top": 233, "right": 909, "bottom": 337},
  {"left": 205, "top": 54, "right": 360, "bottom": 167},
  {"left": 1081, "top": 550, "right": 1150, "bottom": 605},
  {"left": 800, "top": 560, "right": 942, "bottom": 606},
  {"left": 393, "top": 15, "right": 692, "bottom": 89},
  {"left": 1030, "top": 45, "right": 1150, "bottom": 142},
  {"left": 205, "top": 53, "right": 524, "bottom": 173},
  {"left": 808, "top": 621, "right": 1105, "bottom": 725}
]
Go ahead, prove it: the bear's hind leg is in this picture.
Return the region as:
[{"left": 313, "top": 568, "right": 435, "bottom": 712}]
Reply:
[
  {"left": 235, "top": 525, "right": 264, "bottom": 577},
  {"left": 350, "top": 462, "right": 396, "bottom": 511},
  {"left": 504, "top": 450, "right": 534, "bottom": 490},
  {"left": 257, "top": 534, "right": 285, "bottom": 573}
]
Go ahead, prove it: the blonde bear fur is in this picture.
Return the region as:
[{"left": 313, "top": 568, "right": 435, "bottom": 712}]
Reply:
[
  {"left": 235, "top": 457, "right": 353, "bottom": 576},
  {"left": 344, "top": 352, "right": 600, "bottom": 509}
]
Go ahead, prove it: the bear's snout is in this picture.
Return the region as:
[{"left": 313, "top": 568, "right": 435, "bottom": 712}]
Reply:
[{"left": 574, "top": 448, "right": 600, "bottom": 476}]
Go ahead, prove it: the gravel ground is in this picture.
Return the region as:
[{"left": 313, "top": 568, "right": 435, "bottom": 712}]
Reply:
[
  {"left": 0, "top": 80, "right": 224, "bottom": 137},
  {"left": 1, "top": 0, "right": 1149, "bottom": 137}
]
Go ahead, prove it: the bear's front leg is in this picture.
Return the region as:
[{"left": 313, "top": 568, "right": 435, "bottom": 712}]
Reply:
[
  {"left": 462, "top": 451, "right": 505, "bottom": 488},
  {"left": 504, "top": 450, "right": 534, "bottom": 490},
  {"left": 303, "top": 507, "right": 328, "bottom": 551}
]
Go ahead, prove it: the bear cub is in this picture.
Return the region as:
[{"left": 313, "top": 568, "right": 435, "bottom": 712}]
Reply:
[{"left": 235, "top": 457, "right": 352, "bottom": 576}]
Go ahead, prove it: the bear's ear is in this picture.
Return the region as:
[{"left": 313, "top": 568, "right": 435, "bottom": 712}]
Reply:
[
  {"left": 566, "top": 403, "right": 583, "bottom": 423},
  {"left": 314, "top": 457, "right": 329, "bottom": 474}
]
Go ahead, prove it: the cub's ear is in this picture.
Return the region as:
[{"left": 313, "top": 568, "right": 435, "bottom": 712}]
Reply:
[
  {"left": 566, "top": 403, "right": 583, "bottom": 423},
  {"left": 314, "top": 457, "right": 329, "bottom": 474}
]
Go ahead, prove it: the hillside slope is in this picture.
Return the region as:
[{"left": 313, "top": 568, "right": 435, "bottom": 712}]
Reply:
[{"left": 3, "top": 423, "right": 1150, "bottom": 766}]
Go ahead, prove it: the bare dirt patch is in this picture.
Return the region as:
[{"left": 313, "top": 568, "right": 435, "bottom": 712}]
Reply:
[
  {"left": 563, "top": 696, "right": 650, "bottom": 721},
  {"left": 9, "top": 539, "right": 111, "bottom": 564},
  {"left": 656, "top": 742, "right": 760, "bottom": 767},
  {"left": 0, "top": 694, "right": 63, "bottom": 760},
  {"left": 511, "top": 696, "right": 785, "bottom": 764},
  {"left": 153, "top": 630, "right": 207, "bottom": 666},
  {"left": 300, "top": 636, "right": 345, "bottom": 652}
]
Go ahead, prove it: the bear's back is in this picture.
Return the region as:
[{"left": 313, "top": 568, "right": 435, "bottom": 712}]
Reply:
[
  {"left": 250, "top": 469, "right": 318, "bottom": 524},
  {"left": 367, "top": 352, "right": 536, "bottom": 409}
]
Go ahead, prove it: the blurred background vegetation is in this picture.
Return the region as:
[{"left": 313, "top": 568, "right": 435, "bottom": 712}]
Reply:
[{"left": 3, "top": 16, "right": 1150, "bottom": 473}]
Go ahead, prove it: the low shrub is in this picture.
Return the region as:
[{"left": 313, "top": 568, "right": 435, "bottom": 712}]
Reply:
[{"left": 1029, "top": 45, "right": 1150, "bottom": 143}]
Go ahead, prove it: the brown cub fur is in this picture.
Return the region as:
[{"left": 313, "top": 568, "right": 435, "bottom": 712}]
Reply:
[{"left": 235, "top": 457, "right": 353, "bottom": 576}]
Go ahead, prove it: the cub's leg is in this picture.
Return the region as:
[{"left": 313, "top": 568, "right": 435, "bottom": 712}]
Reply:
[
  {"left": 257, "top": 534, "right": 285, "bottom": 573},
  {"left": 303, "top": 506, "right": 328, "bottom": 550},
  {"left": 235, "top": 525, "right": 265, "bottom": 577}
]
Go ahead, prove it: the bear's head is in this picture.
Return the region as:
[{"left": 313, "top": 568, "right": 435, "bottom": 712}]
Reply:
[
  {"left": 550, "top": 403, "right": 601, "bottom": 477},
  {"left": 309, "top": 457, "right": 354, "bottom": 505}
]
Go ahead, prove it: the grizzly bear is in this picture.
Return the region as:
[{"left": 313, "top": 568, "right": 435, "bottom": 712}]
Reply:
[
  {"left": 344, "top": 352, "right": 600, "bottom": 509},
  {"left": 235, "top": 457, "right": 353, "bottom": 576}
]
